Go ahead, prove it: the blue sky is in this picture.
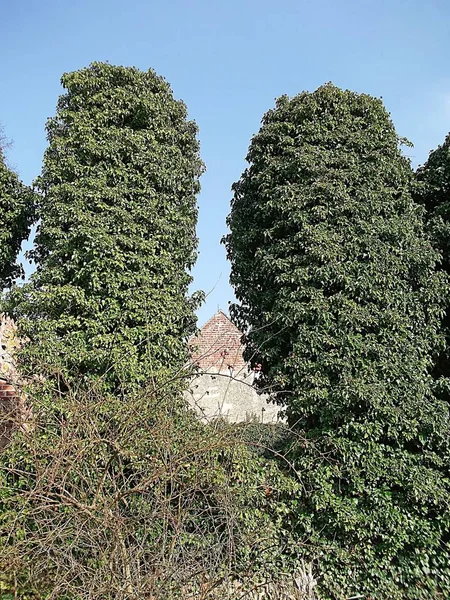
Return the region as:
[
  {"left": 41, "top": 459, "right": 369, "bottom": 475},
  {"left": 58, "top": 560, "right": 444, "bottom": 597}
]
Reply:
[{"left": 2, "top": 0, "right": 449, "bottom": 326}]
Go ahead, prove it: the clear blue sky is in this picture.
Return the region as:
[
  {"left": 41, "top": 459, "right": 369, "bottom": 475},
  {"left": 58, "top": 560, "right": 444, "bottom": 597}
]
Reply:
[{"left": 2, "top": 0, "right": 449, "bottom": 326}]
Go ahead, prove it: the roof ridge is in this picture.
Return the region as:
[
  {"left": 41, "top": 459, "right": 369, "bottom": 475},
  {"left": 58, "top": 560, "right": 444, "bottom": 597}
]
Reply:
[{"left": 197, "top": 308, "right": 237, "bottom": 331}]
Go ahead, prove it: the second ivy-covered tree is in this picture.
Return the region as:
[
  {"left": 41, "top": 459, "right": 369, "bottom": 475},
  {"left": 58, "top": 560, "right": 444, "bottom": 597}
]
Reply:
[
  {"left": 9, "top": 63, "right": 204, "bottom": 389},
  {"left": 224, "top": 84, "right": 450, "bottom": 598},
  {"left": 415, "top": 132, "right": 450, "bottom": 384}
]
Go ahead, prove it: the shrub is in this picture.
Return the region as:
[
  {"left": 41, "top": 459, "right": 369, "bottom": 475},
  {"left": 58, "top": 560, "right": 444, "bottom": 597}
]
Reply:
[{"left": 0, "top": 372, "right": 305, "bottom": 599}]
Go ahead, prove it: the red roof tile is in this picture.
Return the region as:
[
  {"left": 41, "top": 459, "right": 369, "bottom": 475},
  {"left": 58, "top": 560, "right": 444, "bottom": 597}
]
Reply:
[{"left": 190, "top": 310, "right": 247, "bottom": 372}]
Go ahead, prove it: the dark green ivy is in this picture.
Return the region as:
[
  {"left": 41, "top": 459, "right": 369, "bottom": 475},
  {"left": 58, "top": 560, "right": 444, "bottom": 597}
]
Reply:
[
  {"left": 224, "top": 84, "right": 450, "bottom": 599},
  {"left": 415, "top": 132, "right": 450, "bottom": 387},
  {"left": 0, "top": 146, "right": 35, "bottom": 290},
  {"left": 9, "top": 63, "right": 204, "bottom": 390}
]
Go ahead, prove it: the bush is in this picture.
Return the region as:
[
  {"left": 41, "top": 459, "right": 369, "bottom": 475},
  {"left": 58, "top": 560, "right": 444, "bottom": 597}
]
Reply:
[{"left": 0, "top": 369, "right": 308, "bottom": 599}]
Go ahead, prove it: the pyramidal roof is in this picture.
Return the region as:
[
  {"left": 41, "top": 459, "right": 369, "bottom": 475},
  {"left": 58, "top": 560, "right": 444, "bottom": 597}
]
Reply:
[{"left": 190, "top": 310, "right": 247, "bottom": 372}]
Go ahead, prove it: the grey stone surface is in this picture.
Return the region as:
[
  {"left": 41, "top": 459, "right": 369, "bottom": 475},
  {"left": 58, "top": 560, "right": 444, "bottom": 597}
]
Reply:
[
  {"left": 0, "top": 314, "right": 20, "bottom": 383},
  {"left": 186, "top": 366, "right": 284, "bottom": 423}
]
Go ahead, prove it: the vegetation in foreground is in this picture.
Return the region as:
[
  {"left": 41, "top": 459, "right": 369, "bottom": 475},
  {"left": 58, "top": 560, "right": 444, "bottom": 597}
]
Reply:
[{"left": 0, "top": 374, "right": 307, "bottom": 599}]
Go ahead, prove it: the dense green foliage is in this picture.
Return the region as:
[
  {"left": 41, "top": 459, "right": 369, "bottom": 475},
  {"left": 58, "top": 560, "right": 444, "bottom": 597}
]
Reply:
[
  {"left": 415, "top": 132, "right": 450, "bottom": 384},
  {"left": 0, "top": 64, "right": 306, "bottom": 600},
  {"left": 7, "top": 62, "right": 204, "bottom": 390},
  {"left": 225, "top": 84, "right": 450, "bottom": 598},
  {"left": 416, "top": 132, "right": 450, "bottom": 243},
  {"left": 0, "top": 147, "right": 35, "bottom": 290}
]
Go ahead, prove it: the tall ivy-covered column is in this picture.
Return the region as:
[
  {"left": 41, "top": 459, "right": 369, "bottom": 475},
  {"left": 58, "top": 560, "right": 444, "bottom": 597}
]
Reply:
[
  {"left": 9, "top": 63, "right": 204, "bottom": 390},
  {"left": 224, "top": 84, "right": 450, "bottom": 598}
]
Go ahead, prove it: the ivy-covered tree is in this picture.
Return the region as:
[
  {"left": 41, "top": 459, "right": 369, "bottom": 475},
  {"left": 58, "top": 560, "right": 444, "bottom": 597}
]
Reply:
[
  {"left": 0, "top": 145, "right": 35, "bottom": 290},
  {"left": 8, "top": 63, "right": 204, "bottom": 389},
  {"left": 416, "top": 132, "right": 450, "bottom": 243},
  {"left": 224, "top": 84, "right": 450, "bottom": 598},
  {"left": 415, "top": 132, "right": 450, "bottom": 383}
]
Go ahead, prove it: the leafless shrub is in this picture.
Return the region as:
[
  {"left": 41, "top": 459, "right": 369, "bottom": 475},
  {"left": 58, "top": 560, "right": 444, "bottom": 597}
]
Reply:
[{"left": 0, "top": 372, "right": 317, "bottom": 600}]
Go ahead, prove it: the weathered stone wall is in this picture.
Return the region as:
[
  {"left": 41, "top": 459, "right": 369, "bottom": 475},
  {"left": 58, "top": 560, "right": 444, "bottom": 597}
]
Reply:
[
  {"left": 0, "top": 314, "right": 20, "bottom": 384},
  {"left": 0, "top": 380, "right": 19, "bottom": 450},
  {"left": 188, "top": 310, "right": 284, "bottom": 423},
  {"left": 0, "top": 315, "right": 28, "bottom": 449},
  {"left": 186, "top": 367, "right": 283, "bottom": 423}
]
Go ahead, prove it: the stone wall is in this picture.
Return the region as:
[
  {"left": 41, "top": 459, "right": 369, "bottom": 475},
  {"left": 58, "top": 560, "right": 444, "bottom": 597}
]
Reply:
[
  {"left": 188, "top": 310, "right": 284, "bottom": 423},
  {"left": 0, "top": 380, "right": 19, "bottom": 450},
  {"left": 0, "top": 314, "right": 20, "bottom": 384},
  {"left": 0, "top": 315, "right": 28, "bottom": 449},
  {"left": 186, "top": 367, "right": 283, "bottom": 423}
]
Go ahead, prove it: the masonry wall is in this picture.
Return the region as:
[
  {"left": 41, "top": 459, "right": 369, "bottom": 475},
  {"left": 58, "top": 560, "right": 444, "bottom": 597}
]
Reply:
[
  {"left": 0, "top": 314, "right": 19, "bottom": 383},
  {"left": 186, "top": 369, "right": 283, "bottom": 423},
  {"left": 0, "top": 380, "right": 18, "bottom": 450},
  {"left": 0, "top": 315, "right": 25, "bottom": 449},
  {"left": 188, "top": 310, "right": 284, "bottom": 423}
]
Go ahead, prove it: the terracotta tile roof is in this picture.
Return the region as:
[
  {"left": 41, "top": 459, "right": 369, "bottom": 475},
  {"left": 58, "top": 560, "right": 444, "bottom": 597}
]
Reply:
[{"left": 190, "top": 310, "right": 247, "bottom": 373}]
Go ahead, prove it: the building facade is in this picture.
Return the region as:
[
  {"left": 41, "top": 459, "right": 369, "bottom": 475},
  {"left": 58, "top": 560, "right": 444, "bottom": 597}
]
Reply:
[
  {"left": 187, "top": 310, "right": 283, "bottom": 423},
  {"left": 0, "top": 315, "right": 24, "bottom": 449}
]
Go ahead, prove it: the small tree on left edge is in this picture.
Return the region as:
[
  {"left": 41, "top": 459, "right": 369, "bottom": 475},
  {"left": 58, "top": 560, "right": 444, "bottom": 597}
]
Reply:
[{"left": 0, "top": 144, "right": 35, "bottom": 290}]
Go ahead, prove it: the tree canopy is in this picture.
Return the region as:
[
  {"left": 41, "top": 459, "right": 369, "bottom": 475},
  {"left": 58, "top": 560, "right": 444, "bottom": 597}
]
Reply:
[
  {"left": 8, "top": 62, "right": 204, "bottom": 389},
  {"left": 415, "top": 132, "right": 450, "bottom": 384},
  {"left": 224, "top": 84, "right": 450, "bottom": 598},
  {"left": 416, "top": 132, "right": 450, "bottom": 228},
  {"left": 0, "top": 146, "right": 35, "bottom": 290}
]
